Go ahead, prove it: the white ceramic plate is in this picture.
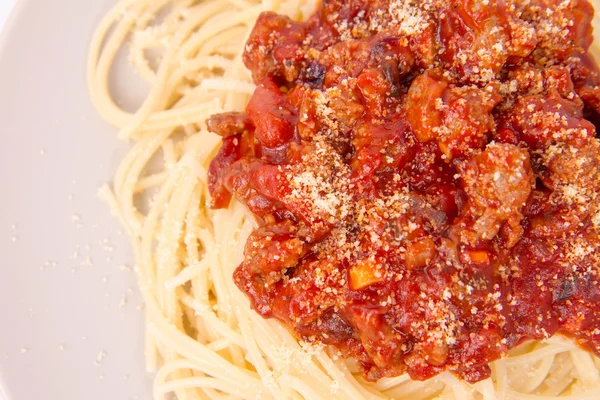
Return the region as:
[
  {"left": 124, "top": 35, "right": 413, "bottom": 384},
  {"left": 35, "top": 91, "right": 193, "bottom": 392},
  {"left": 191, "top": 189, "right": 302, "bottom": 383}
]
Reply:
[
  {"left": 0, "top": 2, "right": 15, "bottom": 30},
  {"left": 0, "top": 0, "right": 152, "bottom": 398}
]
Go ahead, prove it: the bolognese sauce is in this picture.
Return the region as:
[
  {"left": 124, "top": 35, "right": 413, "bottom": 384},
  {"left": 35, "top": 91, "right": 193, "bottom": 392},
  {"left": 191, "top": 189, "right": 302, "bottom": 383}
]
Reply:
[{"left": 207, "top": 0, "right": 600, "bottom": 383}]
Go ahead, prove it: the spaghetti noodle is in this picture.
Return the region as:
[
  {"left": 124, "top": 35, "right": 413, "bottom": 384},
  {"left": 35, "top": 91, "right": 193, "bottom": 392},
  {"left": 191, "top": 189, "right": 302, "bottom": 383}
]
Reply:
[{"left": 88, "top": 0, "right": 600, "bottom": 399}]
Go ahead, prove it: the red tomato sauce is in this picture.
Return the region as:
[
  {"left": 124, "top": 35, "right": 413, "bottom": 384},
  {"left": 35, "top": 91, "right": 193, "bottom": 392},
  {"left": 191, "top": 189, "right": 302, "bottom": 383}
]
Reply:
[{"left": 207, "top": 0, "right": 600, "bottom": 383}]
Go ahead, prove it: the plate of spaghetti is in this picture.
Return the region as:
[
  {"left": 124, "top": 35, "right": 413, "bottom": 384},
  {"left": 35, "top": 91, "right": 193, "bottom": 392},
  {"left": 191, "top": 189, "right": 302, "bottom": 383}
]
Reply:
[{"left": 3, "top": 0, "right": 600, "bottom": 399}]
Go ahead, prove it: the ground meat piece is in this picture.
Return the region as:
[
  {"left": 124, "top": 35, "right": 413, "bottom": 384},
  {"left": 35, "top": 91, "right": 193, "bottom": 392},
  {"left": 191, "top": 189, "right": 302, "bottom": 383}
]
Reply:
[
  {"left": 243, "top": 12, "right": 310, "bottom": 83},
  {"left": 455, "top": 143, "right": 534, "bottom": 245},
  {"left": 242, "top": 221, "right": 307, "bottom": 281},
  {"left": 507, "top": 91, "right": 591, "bottom": 149},
  {"left": 439, "top": 1, "right": 536, "bottom": 84},
  {"left": 517, "top": 0, "right": 594, "bottom": 63},
  {"left": 406, "top": 72, "right": 501, "bottom": 159},
  {"left": 438, "top": 85, "right": 501, "bottom": 159},
  {"left": 206, "top": 112, "right": 254, "bottom": 137}
]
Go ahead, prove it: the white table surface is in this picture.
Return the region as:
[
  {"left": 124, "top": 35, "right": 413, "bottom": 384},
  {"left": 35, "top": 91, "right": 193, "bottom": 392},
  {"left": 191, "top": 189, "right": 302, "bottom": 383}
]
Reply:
[{"left": 1, "top": 1, "right": 17, "bottom": 397}]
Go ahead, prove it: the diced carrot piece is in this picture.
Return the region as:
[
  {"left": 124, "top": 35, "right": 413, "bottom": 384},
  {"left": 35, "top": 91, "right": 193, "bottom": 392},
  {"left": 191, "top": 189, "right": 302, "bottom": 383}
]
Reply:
[
  {"left": 405, "top": 237, "right": 437, "bottom": 270},
  {"left": 349, "top": 260, "right": 383, "bottom": 290},
  {"left": 465, "top": 250, "right": 490, "bottom": 264}
]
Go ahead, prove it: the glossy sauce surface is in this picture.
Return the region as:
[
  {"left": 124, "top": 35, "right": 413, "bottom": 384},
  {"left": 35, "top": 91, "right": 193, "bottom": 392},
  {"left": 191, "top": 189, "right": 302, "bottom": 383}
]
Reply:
[{"left": 208, "top": 0, "right": 600, "bottom": 382}]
